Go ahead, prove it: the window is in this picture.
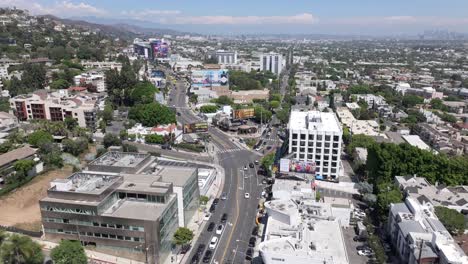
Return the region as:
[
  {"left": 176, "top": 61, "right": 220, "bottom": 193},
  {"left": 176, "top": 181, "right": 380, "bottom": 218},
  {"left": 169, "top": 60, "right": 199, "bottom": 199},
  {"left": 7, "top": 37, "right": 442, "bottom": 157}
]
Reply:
[
  {"left": 332, "top": 162, "right": 337, "bottom": 167},
  {"left": 117, "top": 235, "right": 124, "bottom": 240},
  {"left": 87, "top": 232, "right": 93, "bottom": 236},
  {"left": 334, "top": 136, "right": 339, "bottom": 141},
  {"left": 315, "top": 155, "right": 321, "bottom": 160},
  {"left": 308, "top": 148, "right": 313, "bottom": 153},
  {"left": 325, "top": 143, "right": 330, "bottom": 148},
  {"left": 299, "top": 154, "right": 305, "bottom": 159},
  {"left": 292, "top": 133, "right": 298, "bottom": 139},
  {"left": 134, "top": 237, "right": 140, "bottom": 242},
  {"left": 316, "top": 143, "right": 322, "bottom": 148},
  {"left": 316, "top": 149, "right": 322, "bottom": 154},
  {"left": 131, "top": 226, "right": 139, "bottom": 231},
  {"left": 317, "top": 135, "right": 323, "bottom": 141},
  {"left": 125, "top": 236, "right": 132, "bottom": 241},
  {"left": 325, "top": 135, "right": 331, "bottom": 141},
  {"left": 324, "top": 149, "right": 330, "bottom": 154},
  {"left": 307, "top": 154, "right": 313, "bottom": 159},
  {"left": 300, "top": 141, "right": 305, "bottom": 146},
  {"left": 333, "top": 143, "right": 339, "bottom": 148},
  {"left": 300, "top": 134, "right": 306, "bottom": 140},
  {"left": 109, "top": 234, "right": 116, "bottom": 239},
  {"left": 116, "top": 224, "right": 122, "bottom": 229},
  {"left": 108, "top": 224, "right": 115, "bottom": 228},
  {"left": 101, "top": 234, "right": 109, "bottom": 238},
  {"left": 100, "top": 223, "right": 107, "bottom": 228}
]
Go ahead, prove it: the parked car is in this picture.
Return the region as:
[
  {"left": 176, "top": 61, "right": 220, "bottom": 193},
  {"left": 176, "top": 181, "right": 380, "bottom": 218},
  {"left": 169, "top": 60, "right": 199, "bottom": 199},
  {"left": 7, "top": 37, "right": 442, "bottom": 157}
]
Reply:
[
  {"left": 221, "top": 193, "right": 227, "bottom": 200},
  {"left": 209, "top": 237, "right": 219, "bottom": 249},
  {"left": 196, "top": 244, "right": 206, "bottom": 256},
  {"left": 203, "top": 214, "right": 211, "bottom": 221},
  {"left": 254, "top": 160, "right": 259, "bottom": 165},
  {"left": 202, "top": 250, "right": 213, "bottom": 263},
  {"left": 213, "top": 198, "right": 219, "bottom": 205},
  {"left": 353, "top": 236, "right": 367, "bottom": 242},
  {"left": 252, "top": 226, "right": 259, "bottom": 236},
  {"left": 248, "top": 237, "right": 256, "bottom": 247},
  {"left": 244, "top": 193, "right": 250, "bottom": 199},
  {"left": 190, "top": 254, "right": 199, "bottom": 264},
  {"left": 245, "top": 248, "right": 253, "bottom": 260},
  {"left": 221, "top": 213, "right": 228, "bottom": 223},
  {"left": 244, "top": 166, "right": 248, "bottom": 171},
  {"left": 215, "top": 224, "right": 224, "bottom": 235},
  {"left": 209, "top": 204, "right": 216, "bottom": 213},
  {"left": 357, "top": 249, "right": 373, "bottom": 256},
  {"left": 356, "top": 245, "right": 371, "bottom": 251},
  {"left": 207, "top": 222, "right": 215, "bottom": 232},
  {"left": 180, "top": 244, "right": 191, "bottom": 254},
  {"left": 249, "top": 162, "right": 255, "bottom": 168}
]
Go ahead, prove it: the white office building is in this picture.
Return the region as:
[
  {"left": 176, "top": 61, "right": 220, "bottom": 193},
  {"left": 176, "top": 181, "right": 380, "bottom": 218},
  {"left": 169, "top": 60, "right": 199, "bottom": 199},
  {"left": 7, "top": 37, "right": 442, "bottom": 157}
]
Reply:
[
  {"left": 210, "top": 50, "right": 237, "bottom": 64},
  {"left": 288, "top": 111, "right": 342, "bottom": 180},
  {"left": 260, "top": 52, "right": 283, "bottom": 76}
]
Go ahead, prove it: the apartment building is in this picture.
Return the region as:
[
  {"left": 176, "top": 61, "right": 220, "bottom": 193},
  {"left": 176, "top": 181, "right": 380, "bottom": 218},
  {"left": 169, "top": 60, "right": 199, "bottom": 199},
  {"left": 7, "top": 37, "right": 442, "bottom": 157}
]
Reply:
[
  {"left": 388, "top": 197, "right": 468, "bottom": 264},
  {"left": 208, "top": 50, "right": 238, "bottom": 64},
  {"left": 81, "top": 61, "right": 122, "bottom": 72},
  {"left": 41, "top": 152, "right": 200, "bottom": 263},
  {"left": 9, "top": 90, "right": 100, "bottom": 130},
  {"left": 288, "top": 111, "right": 342, "bottom": 180},
  {"left": 260, "top": 52, "right": 283, "bottom": 76},
  {"left": 74, "top": 72, "right": 106, "bottom": 92},
  {"left": 413, "top": 123, "right": 468, "bottom": 155}
]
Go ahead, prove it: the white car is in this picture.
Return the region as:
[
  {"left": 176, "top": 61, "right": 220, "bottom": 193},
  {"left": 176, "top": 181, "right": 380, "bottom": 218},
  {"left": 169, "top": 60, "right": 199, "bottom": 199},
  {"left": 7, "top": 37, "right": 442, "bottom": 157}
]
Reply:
[
  {"left": 357, "top": 249, "right": 373, "bottom": 256},
  {"left": 203, "top": 213, "right": 211, "bottom": 221},
  {"left": 244, "top": 166, "right": 248, "bottom": 171},
  {"left": 354, "top": 211, "right": 366, "bottom": 218},
  {"left": 215, "top": 224, "right": 224, "bottom": 235},
  {"left": 209, "top": 236, "right": 219, "bottom": 249},
  {"left": 244, "top": 193, "right": 250, "bottom": 199}
]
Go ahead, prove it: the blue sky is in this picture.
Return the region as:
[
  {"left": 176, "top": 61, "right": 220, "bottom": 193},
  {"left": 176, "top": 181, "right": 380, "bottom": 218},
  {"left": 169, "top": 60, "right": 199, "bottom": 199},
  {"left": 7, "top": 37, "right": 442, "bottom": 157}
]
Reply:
[{"left": 3, "top": 0, "right": 468, "bottom": 34}]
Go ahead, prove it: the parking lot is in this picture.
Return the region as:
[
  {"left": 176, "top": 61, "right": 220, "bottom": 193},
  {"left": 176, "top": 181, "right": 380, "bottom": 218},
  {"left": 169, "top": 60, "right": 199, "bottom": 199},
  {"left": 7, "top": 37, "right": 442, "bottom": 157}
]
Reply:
[{"left": 342, "top": 226, "right": 369, "bottom": 264}]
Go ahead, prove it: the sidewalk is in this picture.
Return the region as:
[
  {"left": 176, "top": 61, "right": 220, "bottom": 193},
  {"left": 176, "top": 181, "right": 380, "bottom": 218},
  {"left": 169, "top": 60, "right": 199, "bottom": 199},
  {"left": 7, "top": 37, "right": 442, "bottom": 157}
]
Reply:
[
  {"left": 170, "top": 159, "right": 225, "bottom": 264},
  {"left": 34, "top": 239, "right": 144, "bottom": 264}
]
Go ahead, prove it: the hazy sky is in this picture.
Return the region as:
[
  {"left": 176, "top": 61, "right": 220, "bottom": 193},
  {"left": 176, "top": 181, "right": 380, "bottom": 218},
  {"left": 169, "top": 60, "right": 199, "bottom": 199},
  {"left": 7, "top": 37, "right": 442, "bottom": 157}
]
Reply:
[{"left": 2, "top": 0, "right": 468, "bottom": 35}]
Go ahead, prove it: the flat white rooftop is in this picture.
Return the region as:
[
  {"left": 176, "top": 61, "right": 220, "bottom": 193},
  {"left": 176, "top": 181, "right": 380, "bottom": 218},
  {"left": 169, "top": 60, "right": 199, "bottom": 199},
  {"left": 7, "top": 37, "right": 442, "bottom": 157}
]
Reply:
[
  {"left": 289, "top": 111, "right": 341, "bottom": 133},
  {"left": 402, "top": 135, "right": 431, "bottom": 151}
]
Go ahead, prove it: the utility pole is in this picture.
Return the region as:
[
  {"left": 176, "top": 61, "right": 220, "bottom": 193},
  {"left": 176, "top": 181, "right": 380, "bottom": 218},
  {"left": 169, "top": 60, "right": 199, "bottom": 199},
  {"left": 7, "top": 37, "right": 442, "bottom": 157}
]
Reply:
[{"left": 417, "top": 239, "right": 425, "bottom": 264}]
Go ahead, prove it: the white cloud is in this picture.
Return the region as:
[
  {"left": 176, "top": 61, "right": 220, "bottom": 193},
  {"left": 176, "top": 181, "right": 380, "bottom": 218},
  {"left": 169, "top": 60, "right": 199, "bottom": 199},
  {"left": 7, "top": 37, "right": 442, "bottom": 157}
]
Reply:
[
  {"left": 0, "top": 0, "right": 107, "bottom": 17},
  {"left": 161, "top": 13, "right": 316, "bottom": 25},
  {"left": 122, "top": 9, "right": 182, "bottom": 20}
]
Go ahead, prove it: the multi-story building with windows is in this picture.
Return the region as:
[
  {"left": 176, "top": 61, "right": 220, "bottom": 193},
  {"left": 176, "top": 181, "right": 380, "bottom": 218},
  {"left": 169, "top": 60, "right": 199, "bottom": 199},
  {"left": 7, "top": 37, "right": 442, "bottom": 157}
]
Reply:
[
  {"left": 40, "top": 152, "right": 200, "bottom": 263},
  {"left": 260, "top": 52, "right": 283, "bottom": 76},
  {"left": 74, "top": 72, "right": 106, "bottom": 92},
  {"left": 288, "top": 111, "right": 342, "bottom": 180},
  {"left": 208, "top": 50, "right": 238, "bottom": 64},
  {"left": 9, "top": 90, "right": 100, "bottom": 130}
]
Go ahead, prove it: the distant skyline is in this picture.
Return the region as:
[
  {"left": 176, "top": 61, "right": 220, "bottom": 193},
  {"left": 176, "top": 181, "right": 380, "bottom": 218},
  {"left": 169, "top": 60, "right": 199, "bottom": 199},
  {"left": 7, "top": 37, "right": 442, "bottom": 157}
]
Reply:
[{"left": 2, "top": 0, "right": 468, "bottom": 35}]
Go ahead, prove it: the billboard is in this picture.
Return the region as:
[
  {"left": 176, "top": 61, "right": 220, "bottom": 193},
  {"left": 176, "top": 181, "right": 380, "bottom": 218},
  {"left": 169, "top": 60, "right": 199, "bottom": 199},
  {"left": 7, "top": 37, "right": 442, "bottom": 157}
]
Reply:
[
  {"left": 151, "top": 39, "right": 170, "bottom": 58},
  {"left": 279, "top": 158, "right": 316, "bottom": 174},
  {"left": 183, "top": 122, "right": 209, "bottom": 134},
  {"left": 191, "top": 70, "right": 229, "bottom": 88},
  {"left": 233, "top": 108, "right": 255, "bottom": 120}
]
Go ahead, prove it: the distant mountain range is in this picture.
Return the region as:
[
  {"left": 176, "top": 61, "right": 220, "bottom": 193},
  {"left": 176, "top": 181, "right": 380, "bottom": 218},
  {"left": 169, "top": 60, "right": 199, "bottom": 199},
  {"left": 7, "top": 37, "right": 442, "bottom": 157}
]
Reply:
[{"left": 40, "top": 15, "right": 191, "bottom": 39}]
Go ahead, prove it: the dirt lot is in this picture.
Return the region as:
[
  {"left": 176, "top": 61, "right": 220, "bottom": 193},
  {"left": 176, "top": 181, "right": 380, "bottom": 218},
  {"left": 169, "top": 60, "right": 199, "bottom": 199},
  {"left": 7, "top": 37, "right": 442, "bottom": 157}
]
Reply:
[
  {"left": 455, "top": 233, "right": 468, "bottom": 254},
  {"left": 0, "top": 166, "right": 73, "bottom": 231}
]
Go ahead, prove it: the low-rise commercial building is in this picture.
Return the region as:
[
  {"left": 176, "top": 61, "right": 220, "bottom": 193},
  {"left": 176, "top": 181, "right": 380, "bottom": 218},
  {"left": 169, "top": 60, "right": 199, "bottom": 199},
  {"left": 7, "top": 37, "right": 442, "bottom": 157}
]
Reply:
[
  {"left": 41, "top": 152, "right": 201, "bottom": 263},
  {"left": 74, "top": 72, "right": 106, "bottom": 92},
  {"left": 259, "top": 198, "right": 349, "bottom": 264}
]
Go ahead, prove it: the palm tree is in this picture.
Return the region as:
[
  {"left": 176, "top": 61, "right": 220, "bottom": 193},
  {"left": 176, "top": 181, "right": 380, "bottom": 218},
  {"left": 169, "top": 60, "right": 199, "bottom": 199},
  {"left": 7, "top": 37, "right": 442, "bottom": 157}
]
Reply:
[{"left": 0, "top": 234, "right": 44, "bottom": 264}]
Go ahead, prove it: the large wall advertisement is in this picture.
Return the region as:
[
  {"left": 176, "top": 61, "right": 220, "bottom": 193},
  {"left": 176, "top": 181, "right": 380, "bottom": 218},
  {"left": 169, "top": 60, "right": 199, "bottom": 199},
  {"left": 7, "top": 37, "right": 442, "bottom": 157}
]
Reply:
[
  {"left": 191, "top": 70, "right": 229, "bottom": 88},
  {"left": 233, "top": 108, "right": 255, "bottom": 119},
  {"left": 151, "top": 39, "right": 170, "bottom": 58},
  {"left": 279, "top": 158, "right": 316, "bottom": 174},
  {"left": 183, "top": 122, "right": 209, "bottom": 134}
]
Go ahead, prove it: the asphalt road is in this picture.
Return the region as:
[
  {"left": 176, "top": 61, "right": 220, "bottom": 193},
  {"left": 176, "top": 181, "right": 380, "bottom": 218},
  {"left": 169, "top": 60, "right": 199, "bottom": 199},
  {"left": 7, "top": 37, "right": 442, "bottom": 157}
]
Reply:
[{"left": 170, "top": 79, "right": 264, "bottom": 264}]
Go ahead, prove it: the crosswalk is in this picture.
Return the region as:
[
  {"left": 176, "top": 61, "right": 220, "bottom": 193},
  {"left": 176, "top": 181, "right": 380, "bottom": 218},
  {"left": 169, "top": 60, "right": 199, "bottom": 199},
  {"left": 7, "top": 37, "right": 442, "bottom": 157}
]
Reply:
[{"left": 216, "top": 147, "right": 243, "bottom": 154}]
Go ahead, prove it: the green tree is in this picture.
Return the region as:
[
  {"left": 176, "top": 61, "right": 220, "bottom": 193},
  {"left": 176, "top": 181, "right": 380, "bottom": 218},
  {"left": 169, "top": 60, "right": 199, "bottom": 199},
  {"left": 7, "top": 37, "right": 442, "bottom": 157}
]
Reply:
[
  {"left": 103, "top": 134, "right": 122, "bottom": 149},
  {"left": 122, "top": 144, "right": 138, "bottom": 153},
  {"left": 430, "top": 98, "right": 448, "bottom": 111},
  {"left": 199, "top": 105, "right": 219, "bottom": 113},
  {"left": 376, "top": 184, "right": 403, "bottom": 221},
  {"left": 64, "top": 117, "right": 78, "bottom": 131},
  {"left": 254, "top": 106, "right": 272, "bottom": 123},
  {"left": 50, "top": 240, "right": 87, "bottom": 264},
  {"left": 13, "top": 159, "right": 35, "bottom": 181},
  {"left": 39, "top": 143, "right": 63, "bottom": 168},
  {"left": 173, "top": 227, "right": 194, "bottom": 246},
  {"left": 145, "top": 134, "right": 165, "bottom": 144},
  {"left": 402, "top": 95, "right": 424, "bottom": 108},
  {"left": 102, "top": 104, "right": 114, "bottom": 124},
  {"left": 213, "top": 95, "right": 234, "bottom": 105},
  {"left": 0, "top": 234, "right": 44, "bottom": 264},
  {"left": 62, "top": 138, "right": 88, "bottom": 156},
  {"left": 128, "top": 103, "right": 176, "bottom": 127},
  {"left": 28, "top": 130, "right": 53, "bottom": 147},
  {"left": 130, "top": 81, "right": 157, "bottom": 105},
  {"left": 269, "top": 100, "right": 280, "bottom": 109},
  {"left": 276, "top": 108, "right": 290, "bottom": 124},
  {"left": 199, "top": 195, "right": 209, "bottom": 205},
  {"left": 434, "top": 206, "right": 465, "bottom": 235},
  {"left": 50, "top": 79, "right": 70, "bottom": 90}
]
